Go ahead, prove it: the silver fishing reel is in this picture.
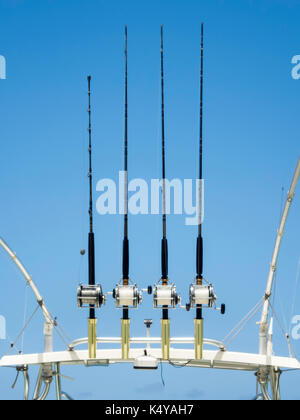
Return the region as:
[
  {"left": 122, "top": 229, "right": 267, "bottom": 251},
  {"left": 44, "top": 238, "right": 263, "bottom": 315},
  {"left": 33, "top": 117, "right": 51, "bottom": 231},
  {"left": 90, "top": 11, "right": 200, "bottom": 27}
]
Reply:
[
  {"left": 153, "top": 283, "right": 181, "bottom": 309},
  {"left": 189, "top": 283, "right": 216, "bottom": 308},
  {"left": 77, "top": 284, "right": 105, "bottom": 308},
  {"left": 112, "top": 282, "right": 152, "bottom": 308},
  {"left": 187, "top": 282, "right": 225, "bottom": 314}
]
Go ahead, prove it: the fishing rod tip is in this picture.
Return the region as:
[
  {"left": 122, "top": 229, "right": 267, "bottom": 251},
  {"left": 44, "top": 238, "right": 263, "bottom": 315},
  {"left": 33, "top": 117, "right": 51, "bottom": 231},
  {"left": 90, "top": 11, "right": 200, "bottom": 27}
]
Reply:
[{"left": 87, "top": 75, "right": 91, "bottom": 81}]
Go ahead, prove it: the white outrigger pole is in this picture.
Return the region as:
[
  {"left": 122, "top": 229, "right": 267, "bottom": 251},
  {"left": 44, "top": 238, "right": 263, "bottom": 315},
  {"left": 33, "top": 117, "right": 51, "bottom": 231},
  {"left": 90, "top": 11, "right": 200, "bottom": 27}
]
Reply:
[
  {"left": 253, "top": 157, "right": 300, "bottom": 400},
  {"left": 0, "top": 237, "right": 58, "bottom": 400},
  {"left": 0, "top": 238, "right": 54, "bottom": 329},
  {"left": 259, "top": 157, "right": 300, "bottom": 356}
]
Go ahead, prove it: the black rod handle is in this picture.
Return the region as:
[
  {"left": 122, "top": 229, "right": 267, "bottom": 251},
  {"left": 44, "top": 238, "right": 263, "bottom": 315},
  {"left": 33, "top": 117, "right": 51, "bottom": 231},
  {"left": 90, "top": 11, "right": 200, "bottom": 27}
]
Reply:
[
  {"left": 196, "top": 235, "right": 203, "bottom": 279},
  {"left": 88, "top": 232, "right": 95, "bottom": 286},
  {"left": 161, "top": 238, "right": 168, "bottom": 280},
  {"left": 88, "top": 232, "right": 96, "bottom": 319},
  {"left": 122, "top": 238, "right": 129, "bottom": 280}
]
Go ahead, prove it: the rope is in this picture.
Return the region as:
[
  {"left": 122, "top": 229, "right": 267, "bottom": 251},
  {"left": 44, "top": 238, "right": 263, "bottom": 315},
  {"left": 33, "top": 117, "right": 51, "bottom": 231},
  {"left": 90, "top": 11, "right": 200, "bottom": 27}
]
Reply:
[
  {"left": 269, "top": 301, "right": 294, "bottom": 358},
  {"left": 5, "top": 304, "right": 71, "bottom": 356},
  {"left": 278, "top": 292, "right": 289, "bottom": 337},
  {"left": 225, "top": 301, "right": 264, "bottom": 347},
  {"left": 55, "top": 322, "right": 72, "bottom": 344},
  {"left": 6, "top": 304, "right": 40, "bottom": 356},
  {"left": 57, "top": 372, "right": 75, "bottom": 381},
  {"left": 222, "top": 297, "right": 264, "bottom": 346},
  {"left": 289, "top": 256, "right": 300, "bottom": 336},
  {"left": 47, "top": 308, "right": 72, "bottom": 346},
  {"left": 21, "top": 283, "right": 29, "bottom": 353},
  {"left": 53, "top": 324, "right": 70, "bottom": 349}
]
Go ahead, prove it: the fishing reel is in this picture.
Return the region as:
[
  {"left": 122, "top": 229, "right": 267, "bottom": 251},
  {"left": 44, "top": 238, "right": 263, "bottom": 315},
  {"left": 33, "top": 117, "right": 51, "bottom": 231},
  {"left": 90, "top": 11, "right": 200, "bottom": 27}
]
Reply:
[
  {"left": 77, "top": 284, "right": 105, "bottom": 308},
  {"left": 186, "top": 281, "right": 225, "bottom": 314},
  {"left": 112, "top": 282, "right": 152, "bottom": 309},
  {"left": 153, "top": 283, "right": 181, "bottom": 309}
]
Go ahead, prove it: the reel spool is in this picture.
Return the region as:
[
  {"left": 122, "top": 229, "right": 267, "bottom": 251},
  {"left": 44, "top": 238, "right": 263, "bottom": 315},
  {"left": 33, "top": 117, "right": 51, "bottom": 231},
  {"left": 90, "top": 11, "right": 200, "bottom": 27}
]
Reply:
[
  {"left": 153, "top": 283, "right": 181, "bottom": 309},
  {"left": 77, "top": 284, "right": 105, "bottom": 309},
  {"left": 113, "top": 283, "right": 142, "bottom": 308}
]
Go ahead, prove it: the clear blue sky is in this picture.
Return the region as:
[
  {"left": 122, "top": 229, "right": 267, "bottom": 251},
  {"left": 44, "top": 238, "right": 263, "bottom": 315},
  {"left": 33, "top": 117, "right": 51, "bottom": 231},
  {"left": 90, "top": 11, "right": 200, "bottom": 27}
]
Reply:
[{"left": 0, "top": 0, "right": 299, "bottom": 400}]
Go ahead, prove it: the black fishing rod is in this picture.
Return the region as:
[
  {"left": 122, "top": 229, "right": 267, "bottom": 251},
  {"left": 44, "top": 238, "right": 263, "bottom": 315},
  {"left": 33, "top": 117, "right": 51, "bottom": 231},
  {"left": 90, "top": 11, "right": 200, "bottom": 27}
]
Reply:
[
  {"left": 187, "top": 25, "right": 225, "bottom": 361},
  {"left": 88, "top": 75, "right": 96, "bottom": 321},
  {"left": 160, "top": 24, "right": 169, "bottom": 322},
  {"left": 196, "top": 23, "right": 204, "bottom": 321},
  {"left": 77, "top": 76, "right": 104, "bottom": 359},
  {"left": 122, "top": 24, "right": 129, "bottom": 321},
  {"left": 112, "top": 25, "right": 145, "bottom": 360},
  {"left": 153, "top": 26, "right": 181, "bottom": 361}
]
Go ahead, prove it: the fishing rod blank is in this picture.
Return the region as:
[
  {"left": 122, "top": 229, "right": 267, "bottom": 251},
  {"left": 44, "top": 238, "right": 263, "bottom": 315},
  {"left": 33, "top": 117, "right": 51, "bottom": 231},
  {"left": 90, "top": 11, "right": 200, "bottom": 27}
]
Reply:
[
  {"left": 196, "top": 22, "right": 205, "bottom": 321},
  {"left": 153, "top": 25, "right": 181, "bottom": 361},
  {"left": 111, "top": 26, "right": 149, "bottom": 359},
  {"left": 187, "top": 24, "right": 225, "bottom": 360},
  {"left": 161, "top": 24, "right": 168, "bottom": 285},
  {"left": 123, "top": 24, "right": 129, "bottom": 288},
  {"left": 77, "top": 76, "right": 105, "bottom": 359}
]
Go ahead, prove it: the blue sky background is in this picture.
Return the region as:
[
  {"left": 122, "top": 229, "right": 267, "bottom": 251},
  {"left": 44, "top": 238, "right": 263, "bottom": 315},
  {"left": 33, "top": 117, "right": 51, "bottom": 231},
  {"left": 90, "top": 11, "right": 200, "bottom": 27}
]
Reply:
[{"left": 0, "top": 0, "right": 299, "bottom": 400}]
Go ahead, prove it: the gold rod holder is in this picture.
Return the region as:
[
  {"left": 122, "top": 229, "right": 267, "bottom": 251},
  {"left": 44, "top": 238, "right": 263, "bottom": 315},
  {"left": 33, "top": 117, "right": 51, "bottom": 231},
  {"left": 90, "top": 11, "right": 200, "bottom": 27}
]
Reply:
[
  {"left": 88, "top": 318, "right": 97, "bottom": 359},
  {"left": 161, "top": 319, "right": 170, "bottom": 360},
  {"left": 121, "top": 319, "right": 130, "bottom": 360},
  {"left": 194, "top": 318, "right": 204, "bottom": 360}
]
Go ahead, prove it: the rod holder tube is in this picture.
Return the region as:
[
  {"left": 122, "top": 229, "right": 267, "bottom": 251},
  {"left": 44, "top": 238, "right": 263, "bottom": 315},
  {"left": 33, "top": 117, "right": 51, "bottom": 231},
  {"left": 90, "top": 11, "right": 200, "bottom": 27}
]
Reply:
[
  {"left": 88, "top": 318, "right": 97, "bottom": 359},
  {"left": 161, "top": 319, "right": 170, "bottom": 360},
  {"left": 195, "top": 318, "right": 204, "bottom": 360},
  {"left": 121, "top": 319, "right": 130, "bottom": 360}
]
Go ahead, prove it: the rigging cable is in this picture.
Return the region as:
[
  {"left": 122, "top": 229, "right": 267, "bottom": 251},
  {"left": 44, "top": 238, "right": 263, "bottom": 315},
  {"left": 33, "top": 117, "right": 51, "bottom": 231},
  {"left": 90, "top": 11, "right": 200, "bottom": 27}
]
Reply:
[
  {"left": 47, "top": 307, "right": 72, "bottom": 343},
  {"left": 269, "top": 301, "right": 293, "bottom": 358},
  {"left": 6, "top": 304, "right": 40, "bottom": 356},
  {"left": 289, "top": 256, "right": 300, "bottom": 337},
  {"left": 222, "top": 297, "right": 265, "bottom": 347},
  {"left": 21, "top": 283, "right": 29, "bottom": 353}
]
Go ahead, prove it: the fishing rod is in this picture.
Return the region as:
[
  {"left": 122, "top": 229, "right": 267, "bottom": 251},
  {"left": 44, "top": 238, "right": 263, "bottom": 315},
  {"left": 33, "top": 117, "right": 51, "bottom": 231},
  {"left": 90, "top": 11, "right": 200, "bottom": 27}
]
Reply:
[
  {"left": 196, "top": 22, "right": 205, "bottom": 319},
  {"left": 161, "top": 23, "right": 168, "bottom": 304},
  {"left": 77, "top": 76, "right": 105, "bottom": 359},
  {"left": 123, "top": 23, "right": 129, "bottom": 305},
  {"left": 120, "top": 25, "right": 131, "bottom": 359},
  {"left": 112, "top": 26, "right": 148, "bottom": 360},
  {"left": 88, "top": 75, "right": 96, "bottom": 320},
  {"left": 187, "top": 24, "right": 225, "bottom": 360},
  {"left": 153, "top": 25, "right": 180, "bottom": 361}
]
